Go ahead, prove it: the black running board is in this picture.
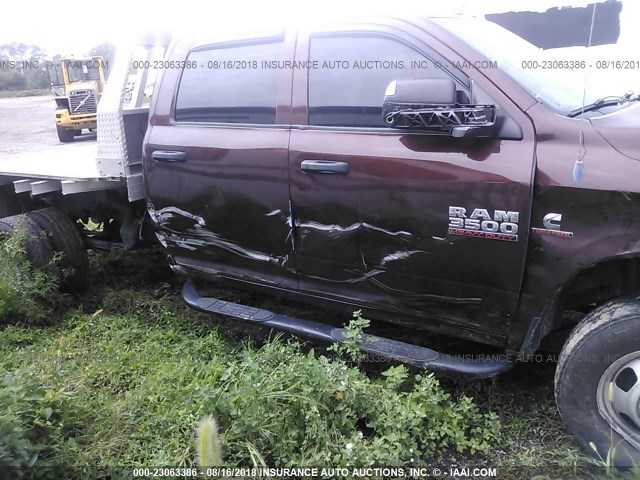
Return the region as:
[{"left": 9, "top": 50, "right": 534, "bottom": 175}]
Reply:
[{"left": 182, "top": 279, "right": 512, "bottom": 378}]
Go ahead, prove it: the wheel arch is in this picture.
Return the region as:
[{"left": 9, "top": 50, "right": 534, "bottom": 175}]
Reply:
[{"left": 542, "top": 253, "right": 640, "bottom": 348}]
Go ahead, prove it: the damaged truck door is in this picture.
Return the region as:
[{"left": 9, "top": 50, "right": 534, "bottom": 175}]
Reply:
[
  {"left": 144, "top": 32, "right": 297, "bottom": 288},
  {"left": 288, "top": 24, "right": 536, "bottom": 339}
]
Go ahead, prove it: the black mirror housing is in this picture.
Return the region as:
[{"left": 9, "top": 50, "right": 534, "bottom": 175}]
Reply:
[
  {"left": 383, "top": 79, "right": 498, "bottom": 137},
  {"left": 385, "top": 78, "right": 457, "bottom": 106}
]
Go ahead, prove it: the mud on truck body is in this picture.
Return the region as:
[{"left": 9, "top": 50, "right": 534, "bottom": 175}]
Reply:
[{"left": 1, "top": 14, "right": 639, "bottom": 466}]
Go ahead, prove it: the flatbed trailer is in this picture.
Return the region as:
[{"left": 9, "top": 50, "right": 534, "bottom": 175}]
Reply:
[
  {"left": 0, "top": 142, "right": 115, "bottom": 194},
  {"left": 0, "top": 40, "right": 165, "bottom": 247}
]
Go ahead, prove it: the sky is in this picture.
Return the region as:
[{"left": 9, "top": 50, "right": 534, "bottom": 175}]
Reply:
[
  {"left": 2, "top": 0, "right": 634, "bottom": 55},
  {"left": 1, "top": 0, "right": 638, "bottom": 93}
]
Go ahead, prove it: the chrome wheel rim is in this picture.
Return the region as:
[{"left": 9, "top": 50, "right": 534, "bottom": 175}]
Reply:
[{"left": 597, "top": 351, "right": 640, "bottom": 450}]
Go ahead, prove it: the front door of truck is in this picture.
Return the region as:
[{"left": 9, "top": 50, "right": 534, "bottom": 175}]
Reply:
[
  {"left": 144, "top": 32, "right": 297, "bottom": 288},
  {"left": 288, "top": 24, "right": 536, "bottom": 333}
]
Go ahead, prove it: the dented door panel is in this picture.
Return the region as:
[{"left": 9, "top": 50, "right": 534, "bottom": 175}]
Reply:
[
  {"left": 289, "top": 130, "right": 534, "bottom": 333},
  {"left": 143, "top": 33, "right": 297, "bottom": 288},
  {"left": 145, "top": 125, "right": 296, "bottom": 286},
  {"left": 289, "top": 24, "right": 536, "bottom": 334}
]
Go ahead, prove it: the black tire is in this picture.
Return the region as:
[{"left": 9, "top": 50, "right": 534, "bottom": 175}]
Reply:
[
  {"left": 0, "top": 215, "right": 55, "bottom": 271},
  {"left": 555, "top": 299, "right": 640, "bottom": 467},
  {"left": 26, "top": 208, "right": 89, "bottom": 293},
  {"left": 56, "top": 124, "right": 74, "bottom": 143}
]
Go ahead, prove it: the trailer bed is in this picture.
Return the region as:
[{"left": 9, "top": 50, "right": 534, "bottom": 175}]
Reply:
[
  {"left": 0, "top": 141, "right": 104, "bottom": 180},
  {"left": 0, "top": 96, "right": 126, "bottom": 195}
]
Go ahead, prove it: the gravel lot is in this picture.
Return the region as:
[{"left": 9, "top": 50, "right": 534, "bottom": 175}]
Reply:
[{"left": 0, "top": 95, "right": 96, "bottom": 157}]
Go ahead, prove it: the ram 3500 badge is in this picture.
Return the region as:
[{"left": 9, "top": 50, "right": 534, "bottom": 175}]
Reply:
[{"left": 448, "top": 206, "right": 520, "bottom": 241}]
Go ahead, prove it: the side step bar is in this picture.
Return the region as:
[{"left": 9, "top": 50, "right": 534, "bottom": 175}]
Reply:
[{"left": 182, "top": 279, "right": 512, "bottom": 378}]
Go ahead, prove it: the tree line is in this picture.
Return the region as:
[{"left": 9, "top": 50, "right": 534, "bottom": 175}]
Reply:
[{"left": 0, "top": 42, "right": 115, "bottom": 91}]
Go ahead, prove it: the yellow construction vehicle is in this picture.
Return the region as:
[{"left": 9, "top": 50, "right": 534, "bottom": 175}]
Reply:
[{"left": 47, "top": 57, "right": 106, "bottom": 142}]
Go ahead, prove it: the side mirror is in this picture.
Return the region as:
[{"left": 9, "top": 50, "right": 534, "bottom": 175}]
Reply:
[{"left": 382, "top": 79, "right": 497, "bottom": 137}]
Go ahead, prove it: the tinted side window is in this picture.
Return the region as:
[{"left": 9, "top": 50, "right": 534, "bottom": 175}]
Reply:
[
  {"left": 308, "top": 35, "right": 464, "bottom": 127},
  {"left": 176, "top": 40, "right": 282, "bottom": 124}
]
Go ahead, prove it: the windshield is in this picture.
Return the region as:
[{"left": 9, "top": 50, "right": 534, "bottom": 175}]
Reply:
[
  {"left": 432, "top": 17, "right": 603, "bottom": 113},
  {"left": 47, "top": 64, "right": 64, "bottom": 87},
  {"left": 65, "top": 61, "right": 100, "bottom": 83},
  {"left": 86, "top": 65, "right": 100, "bottom": 81}
]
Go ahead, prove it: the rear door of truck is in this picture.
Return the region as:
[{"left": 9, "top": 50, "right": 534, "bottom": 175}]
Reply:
[
  {"left": 287, "top": 19, "right": 537, "bottom": 334},
  {"left": 143, "top": 31, "right": 298, "bottom": 289}
]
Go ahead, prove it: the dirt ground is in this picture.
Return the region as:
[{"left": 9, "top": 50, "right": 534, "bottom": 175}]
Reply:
[{"left": 0, "top": 95, "right": 96, "bottom": 157}]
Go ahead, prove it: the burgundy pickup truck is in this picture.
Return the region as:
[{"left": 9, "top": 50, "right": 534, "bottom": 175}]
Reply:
[
  {"left": 1, "top": 12, "right": 637, "bottom": 466},
  {"left": 139, "top": 14, "right": 640, "bottom": 465}
]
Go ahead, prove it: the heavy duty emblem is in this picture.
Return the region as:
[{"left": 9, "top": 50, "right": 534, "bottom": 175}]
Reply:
[
  {"left": 531, "top": 213, "right": 574, "bottom": 238},
  {"left": 448, "top": 206, "right": 519, "bottom": 241}
]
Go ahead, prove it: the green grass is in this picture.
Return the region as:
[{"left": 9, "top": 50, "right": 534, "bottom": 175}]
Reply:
[
  {"left": 0, "top": 245, "right": 625, "bottom": 479},
  {"left": 0, "top": 89, "right": 50, "bottom": 99},
  {"left": 0, "top": 228, "right": 62, "bottom": 324},
  {"left": 0, "top": 289, "right": 502, "bottom": 477}
]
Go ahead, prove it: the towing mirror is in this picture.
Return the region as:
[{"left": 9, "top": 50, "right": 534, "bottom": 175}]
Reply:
[{"left": 382, "top": 79, "right": 497, "bottom": 138}]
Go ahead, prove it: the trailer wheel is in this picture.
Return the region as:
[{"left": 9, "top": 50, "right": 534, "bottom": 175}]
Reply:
[
  {"left": 26, "top": 208, "right": 89, "bottom": 293},
  {"left": 56, "top": 125, "right": 75, "bottom": 143},
  {"left": 0, "top": 215, "right": 55, "bottom": 271},
  {"left": 555, "top": 299, "right": 640, "bottom": 467}
]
